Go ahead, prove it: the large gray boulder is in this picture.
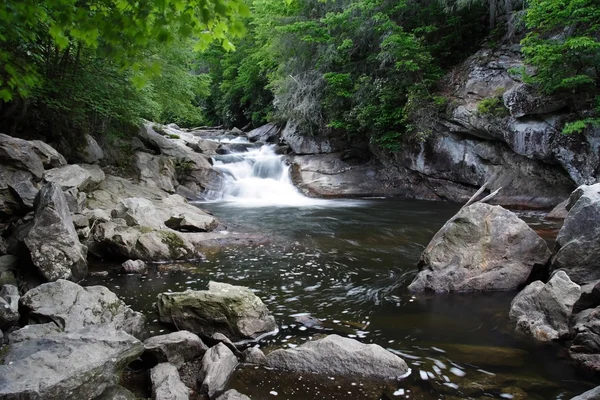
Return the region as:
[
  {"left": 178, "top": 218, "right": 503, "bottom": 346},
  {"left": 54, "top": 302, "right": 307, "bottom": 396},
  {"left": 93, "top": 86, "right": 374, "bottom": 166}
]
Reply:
[
  {"left": 0, "top": 133, "right": 45, "bottom": 179},
  {"left": 29, "top": 140, "right": 67, "bottom": 169},
  {"left": 157, "top": 282, "right": 278, "bottom": 341},
  {"left": 408, "top": 202, "right": 551, "bottom": 292},
  {"left": 20, "top": 279, "right": 145, "bottom": 337},
  {"left": 77, "top": 134, "right": 104, "bottom": 164},
  {"left": 200, "top": 343, "right": 238, "bottom": 399},
  {"left": 216, "top": 390, "right": 251, "bottom": 400},
  {"left": 0, "top": 327, "right": 143, "bottom": 400},
  {"left": 509, "top": 271, "right": 581, "bottom": 342},
  {"left": 43, "top": 164, "right": 105, "bottom": 192},
  {"left": 282, "top": 121, "right": 347, "bottom": 155},
  {"left": 550, "top": 184, "right": 600, "bottom": 284},
  {"left": 265, "top": 334, "right": 409, "bottom": 380},
  {"left": 143, "top": 331, "right": 207, "bottom": 367},
  {"left": 24, "top": 183, "right": 88, "bottom": 281},
  {"left": 133, "top": 152, "right": 176, "bottom": 193},
  {"left": 150, "top": 363, "right": 190, "bottom": 400},
  {"left": 247, "top": 123, "right": 279, "bottom": 143}
]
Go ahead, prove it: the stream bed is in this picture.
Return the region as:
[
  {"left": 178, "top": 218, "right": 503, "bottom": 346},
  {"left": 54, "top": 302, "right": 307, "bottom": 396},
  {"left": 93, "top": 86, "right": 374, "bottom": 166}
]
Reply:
[{"left": 85, "top": 199, "right": 596, "bottom": 399}]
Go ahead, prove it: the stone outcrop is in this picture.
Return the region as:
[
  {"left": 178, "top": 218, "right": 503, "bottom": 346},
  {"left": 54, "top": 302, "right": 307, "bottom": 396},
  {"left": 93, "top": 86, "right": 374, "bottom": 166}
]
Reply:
[
  {"left": 509, "top": 271, "right": 581, "bottom": 342},
  {"left": 24, "top": 183, "right": 88, "bottom": 281},
  {"left": 0, "top": 327, "right": 143, "bottom": 400},
  {"left": 199, "top": 343, "right": 238, "bottom": 398},
  {"left": 570, "top": 306, "right": 600, "bottom": 375},
  {"left": 550, "top": 183, "right": 600, "bottom": 284},
  {"left": 20, "top": 279, "right": 145, "bottom": 337},
  {"left": 157, "top": 282, "right": 278, "bottom": 341},
  {"left": 143, "top": 331, "right": 207, "bottom": 367},
  {"left": 150, "top": 363, "right": 190, "bottom": 400},
  {"left": 247, "top": 123, "right": 279, "bottom": 143},
  {"left": 121, "top": 259, "right": 146, "bottom": 274},
  {"left": 265, "top": 334, "right": 409, "bottom": 380},
  {"left": 408, "top": 203, "right": 550, "bottom": 293},
  {"left": 43, "top": 164, "right": 105, "bottom": 192}
]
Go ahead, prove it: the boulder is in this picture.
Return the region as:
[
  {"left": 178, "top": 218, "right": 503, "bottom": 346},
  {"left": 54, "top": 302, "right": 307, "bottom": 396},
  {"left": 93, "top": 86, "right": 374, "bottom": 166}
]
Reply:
[
  {"left": 0, "top": 133, "right": 45, "bottom": 179},
  {"left": 143, "top": 331, "right": 207, "bottom": 367},
  {"left": 121, "top": 259, "right": 147, "bottom": 274},
  {"left": 408, "top": 203, "right": 551, "bottom": 292},
  {"left": 247, "top": 123, "right": 279, "bottom": 143},
  {"left": 0, "top": 284, "right": 19, "bottom": 329},
  {"left": 157, "top": 282, "right": 278, "bottom": 341},
  {"left": 76, "top": 134, "right": 104, "bottom": 164},
  {"left": 216, "top": 390, "right": 251, "bottom": 400},
  {"left": 0, "top": 168, "right": 39, "bottom": 210},
  {"left": 503, "top": 83, "right": 567, "bottom": 118},
  {"left": 112, "top": 197, "right": 166, "bottom": 229},
  {"left": 0, "top": 327, "right": 143, "bottom": 400},
  {"left": 265, "top": 334, "right": 409, "bottom": 380},
  {"left": 134, "top": 152, "right": 176, "bottom": 193},
  {"left": 199, "top": 343, "right": 238, "bottom": 398},
  {"left": 546, "top": 199, "right": 569, "bottom": 220},
  {"left": 282, "top": 121, "right": 347, "bottom": 154},
  {"left": 571, "top": 386, "right": 600, "bottom": 400},
  {"left": 8, "top": 322, "right": 62, "bottom": 343},
  {"left": 242, "top": 346, "right": 267, "bottom": 364},
  {"left": 94, "top": 386, "right": 137, "bottom": 400},
  {"left": 509, "top": 271, "right": 581, "bottom": 342},
  {"left": 24, "top": 183, "right": 88, "bottom": 281},
  {"left": 150, "top": 363, "right": 190, "bottom": 400},
  {"left": 20, "top": 279, "right": 145, "bottom": 337},
  {"left": 209, "top": 332, "right": 241, "bottom": 357},
  {"left": 570, "top": 306, "right": 600, "bottom": 375},
  {"left": 550, "top": 184, "right": 600, "bottom": 284},
  {"left": 29, "top": 140, "right": 67, "bottom": 169},
  {"left": 44, "top": 164, "right": 105, "bottom": 192}
]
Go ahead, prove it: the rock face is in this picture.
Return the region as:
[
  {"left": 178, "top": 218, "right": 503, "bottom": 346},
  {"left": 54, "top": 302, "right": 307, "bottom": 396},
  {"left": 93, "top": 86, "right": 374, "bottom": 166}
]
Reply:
[
  {"left": 200, "top": 343, "right": 238, "bottom": 398},
  {"left": 143, "top": 331, "right": 207, "bottom": 367},
  {"left": 282, "top": 121, "right": 351, "bottom": 155},
  {"left": 265, "top": 334, "right": 409, "bottom": 380},
  {"left": 0, "top": 327, "right": 143, "bottom": 400},
  {"left": 509, "top": 271, "right": 581, "bottom": 342},
  {"left": 157, "top": 282, "right": 278, "bottom": 341},
  {"left": 43, "top": 164, "right": 105, "bottom": 191},
  {"left": 570, "top": 306, "right": 600, "bottom": 374},
  {"left": 150, "top": 363, "right": 190, "bottom": 400},
  {"left": 20, "top": 279, "right": 145, "bottom": 337},
  {"left": 134, "top": 152, "right": 177, "bottom": 193},
  {"left": 24, "top": 183, "right": 88, "bottom": 281},
  {"left": 550, "top": 184, "right": 600, "bottom": 284},
  {"left": 408, "top": 203, "right": 550, "bottom": 293}
]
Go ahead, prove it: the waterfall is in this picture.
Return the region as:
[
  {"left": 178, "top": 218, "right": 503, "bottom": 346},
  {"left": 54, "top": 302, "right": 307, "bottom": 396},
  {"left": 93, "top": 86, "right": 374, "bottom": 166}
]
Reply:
[{"left": 203, "top": 140, "right": 327, "bottom": 207}]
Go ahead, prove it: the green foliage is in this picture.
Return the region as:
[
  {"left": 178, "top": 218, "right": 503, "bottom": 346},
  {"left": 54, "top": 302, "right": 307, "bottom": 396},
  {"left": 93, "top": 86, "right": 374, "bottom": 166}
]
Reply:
[
  {"left": 477, "top": 96, "right": 509, "bottom": 117},
  {"left": 173, "top": 158, "right": 194, "bottom": 179}
]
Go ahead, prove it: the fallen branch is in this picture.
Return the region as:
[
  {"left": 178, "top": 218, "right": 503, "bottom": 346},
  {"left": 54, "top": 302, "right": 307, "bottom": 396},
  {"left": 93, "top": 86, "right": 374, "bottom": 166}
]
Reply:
[{"left": 462, "top": 181, "right": 489, "bottom": 209}]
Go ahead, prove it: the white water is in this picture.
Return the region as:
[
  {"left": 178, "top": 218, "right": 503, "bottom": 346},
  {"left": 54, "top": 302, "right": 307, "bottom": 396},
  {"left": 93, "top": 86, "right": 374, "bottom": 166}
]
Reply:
[{"left": 205, "top": 143, "right": 330, "bottom": 207}]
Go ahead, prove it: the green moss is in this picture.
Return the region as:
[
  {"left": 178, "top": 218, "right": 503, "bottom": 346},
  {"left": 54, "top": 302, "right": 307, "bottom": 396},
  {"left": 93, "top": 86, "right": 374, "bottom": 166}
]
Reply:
[
  {"left": 138, "top": 226, "right": 153, "bottom": 234},
  {"left": 160, "top": 231, "right": 187, "bottom": 259},
  {"left": 0, "top": 344, "right": 11, "bottom": 364},
  {"left": 167, "top": 133, "right": 180, "bottom": 139},
  {"left": 477, "top": 96, "right": 509, "bottom": 117}
]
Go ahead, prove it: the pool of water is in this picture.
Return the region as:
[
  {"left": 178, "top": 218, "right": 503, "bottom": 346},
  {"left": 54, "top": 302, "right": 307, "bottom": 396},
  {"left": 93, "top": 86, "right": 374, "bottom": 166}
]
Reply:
[{"left": 85, "top": 199, "right": 594, "bottom": 399}]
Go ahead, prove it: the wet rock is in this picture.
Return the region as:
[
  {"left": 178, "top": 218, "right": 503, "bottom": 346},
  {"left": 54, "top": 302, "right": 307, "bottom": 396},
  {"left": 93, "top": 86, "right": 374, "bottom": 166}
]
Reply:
[
  {"left": 546, "top": 199, "right": 569, "bottom": 220},
  {"left": 44, "top": 163, "right": 105, "bottom": 191},
  {"left": 509, "top": 271, "right": 581, "bottom": 342},
  {"left": 134, "top": 152, "right": 176, "bottom": 193},
  {"left": 571, "top": 385, "right": 600, "bottom": 399},
  {"left": 0, "top": 327, "right": 143, "bottom": 400},
  {"left": 570, "top": 306, "right": 600, "bottom": 375},
  {"left": 242, "top": 346, "right": 266, "bottom": 364},
  {"left": 8, "top": 322, "right": 62, "bottom": 343},
  {"left": 150, "top": 362, "right": 190, "bottom": 400},
  {"left": 216, "top": 389, "right": 251, "bottom": 400},
  {"left": 24, "top": 182, "right": 88, "bottom": 281},
  {"left": 143, "top": 330, "right": 208, "bottom": 367},
  {"left": 503, "top": 83, "right": 567, "bottom": 118},
  {"left": 121, "top": 259, "right": 147, "bottom": 274},
  {"left": 199, "top": 343, "right": 238, "bottom": 398},
  {"left": 265, "top": 334, "right": 409, "bottom": 380},
  {"left": 0, "top": 284, "right": 19, "bottom": 329},
  {"left": 247, "top": 123, "right": 279, "bottom": 143},
  {"left": 408, "top": 203, "right": 550, "bottom": 293},
  {"left": 550, "top": 183, "right": 600, "bottom": 284},
  {"left": 157, "top": 281, "right": 278, "bottom": 341},
  {"left": 94, "top": 385, "right": 137, "bottom": 400},
  {"left": 210, "top": 332, "right": 241, "bottom": 357},
  {"left": 21, "top": 279, "right": 145, "bottom": 337}
]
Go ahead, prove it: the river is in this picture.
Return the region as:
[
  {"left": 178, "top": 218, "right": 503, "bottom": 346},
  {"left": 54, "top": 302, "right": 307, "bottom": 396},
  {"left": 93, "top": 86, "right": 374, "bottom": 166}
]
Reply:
[{"left": 85, "top": 134, "right": 594, "bottom": 399}]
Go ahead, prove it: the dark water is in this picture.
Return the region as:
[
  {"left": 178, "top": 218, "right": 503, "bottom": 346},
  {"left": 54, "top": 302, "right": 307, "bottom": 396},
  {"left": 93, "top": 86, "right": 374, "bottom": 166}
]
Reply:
[{"left": 85, "top": 199, "right": 595, "bottom": 399}]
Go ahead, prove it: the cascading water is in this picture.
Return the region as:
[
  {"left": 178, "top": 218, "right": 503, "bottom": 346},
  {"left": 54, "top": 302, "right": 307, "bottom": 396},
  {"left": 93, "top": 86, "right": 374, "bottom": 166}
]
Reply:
[{"left": 203, "top": 139, "right": 327, "bottom": 207}]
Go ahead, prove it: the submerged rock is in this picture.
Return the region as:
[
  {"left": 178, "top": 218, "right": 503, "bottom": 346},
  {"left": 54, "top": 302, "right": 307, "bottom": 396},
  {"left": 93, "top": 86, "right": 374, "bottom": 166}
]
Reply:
[
  {"left": 509, "top": 271, "right": 581, "bottom": 342},
  {"left": 550, "top": 183, "right": 600, "bottom": 284},
  {"left": 265, "top": 334, "right": 409, "bottom": 380},
  {"left": 150, "top": 362, "right": 190, "bottom": 400},
  {"left": 121, "top": 259, "right": 147, "bottom": 274},
  {"left": 0, "top": 327, "right": 143, "bottom": 400},
  {"left": 24, "top": 182, "right": 88, "bottom": 281},
  {"left": 216, "top": 390, "right": 251, "bottom": 400},
  {"left": 20, "top": 279, "right": 145, "bottom": 337},
  {"left": 408, "top": 202, "right": 550, "bottom": 292},
  {"left": 157, "top": 281, "right": 278, "bottom": 341},
  {"left": 143, "top": 330, "right": 207, "bottom": 367},
  {"left": 199, "top": 343, "right": 238, "bottom": 399}
]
